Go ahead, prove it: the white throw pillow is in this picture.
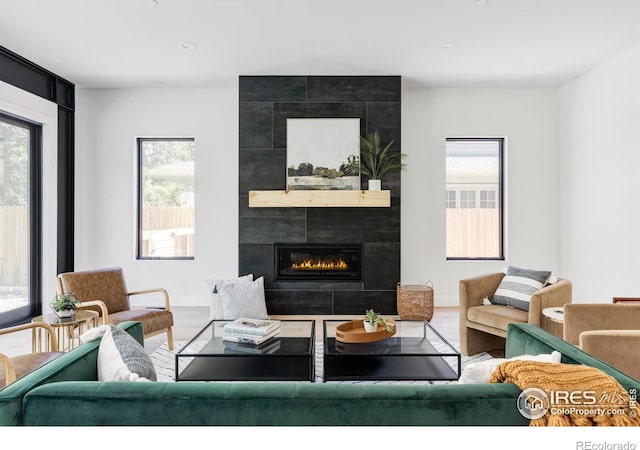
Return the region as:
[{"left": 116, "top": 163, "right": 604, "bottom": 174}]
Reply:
[
  {"left": 457, "top": 351, "right": 561, "bottom": 384},
  {"left": 97, "top": 325, "right": 157, "bottom": 382},
  {"left": 206, "top": 274, "right": 253, "bottom": 320},
  {"left": 218, "top": 276, "right": 268, "bottom": 320}
]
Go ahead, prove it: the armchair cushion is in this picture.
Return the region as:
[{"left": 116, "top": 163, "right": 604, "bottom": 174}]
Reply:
[
  {"left": 491, "top": 266, "right": 552, "bottom": 311},
  {"left": 0, "top": 352, "right": 65, "bottom": 388},
  {"left": 57, "top": 267, "right": 130, "bottom": 314},
  {"left": 467, "top": 304, "right": 528, "bottom": 333}
]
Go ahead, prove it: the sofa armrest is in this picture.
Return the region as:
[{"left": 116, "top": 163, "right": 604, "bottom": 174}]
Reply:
[
  {"left": 0, "top": 321, "right": 144, "bottom": 426},
  {"left": 579, "top": 330, "right": 640, "bottom": 381},
  {"left": 505, "top": 323, "right": 639, "bottom": 389},
  {"left": 563, "top": 304, "right": 640, "bottom": 345},
  {"left": 527, "top": 279, "right": 572, "bottom": 327},
  {"left": 459, "top": 272, "right": 504, "bottom": 311}
]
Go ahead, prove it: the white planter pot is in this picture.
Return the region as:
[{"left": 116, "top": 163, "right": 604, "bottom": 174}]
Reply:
[
  {"left": 56, "top": 309, "right": 75, "bottom": 318},
  {"left": 368, "top": 179, "right": 382, "bottom": 191},
  {"left": 363, "top": 321, "right": 378, "bottom": 333}
]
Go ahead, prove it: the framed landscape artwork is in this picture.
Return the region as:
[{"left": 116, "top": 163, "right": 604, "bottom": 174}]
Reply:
[{"left": 286, "top": 118, "right": 360, "bottom": 190}]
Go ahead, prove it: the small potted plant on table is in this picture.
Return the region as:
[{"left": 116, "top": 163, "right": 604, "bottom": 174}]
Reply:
[
  {"left": 364, "top": 309, "right": 395, "bottom": 333},
  {"left": 50, "top": 293, "right": 81, "bottom": 319}
]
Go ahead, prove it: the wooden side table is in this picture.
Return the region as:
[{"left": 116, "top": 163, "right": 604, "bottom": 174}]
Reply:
[
  {"left": 542, "top": 307, "right": 564, "bottom": 339},
  {"left": 612, "top": 297, "right": 640, "bottom": 304},
  {"left": 31, "top": 310, "right": 99, "bottom": 352}
]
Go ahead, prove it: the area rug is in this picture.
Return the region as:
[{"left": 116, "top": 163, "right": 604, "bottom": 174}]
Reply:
[{"left": 149, "top": 341, "right": 492, "bottom": 384}]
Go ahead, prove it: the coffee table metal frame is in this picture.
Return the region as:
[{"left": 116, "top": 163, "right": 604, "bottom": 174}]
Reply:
[
  {"left": 175, "top": 319, "right": 315, "bottom": 382},
  {"left": 323, "top": 319, "right": 461, "bottom": 382}
]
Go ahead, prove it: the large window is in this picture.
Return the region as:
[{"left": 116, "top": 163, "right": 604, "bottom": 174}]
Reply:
[
  {"left": 446, "top": 138, "right": 504, "bottom": 260},
  {"left": 0, "top": 112, "right": 41, "bottom": 325},
  {"left": 137, "top": 138, "right": 195, "bottom": 260}
]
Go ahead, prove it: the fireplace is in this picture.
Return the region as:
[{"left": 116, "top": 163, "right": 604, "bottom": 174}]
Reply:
[{"left": 275, "top": 243, "right": 362, "bottom": 281}]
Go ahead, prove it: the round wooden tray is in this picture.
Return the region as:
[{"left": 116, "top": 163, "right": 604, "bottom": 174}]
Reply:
[{"left": 335, "top": 319, "right": 397, "bottom": 344}]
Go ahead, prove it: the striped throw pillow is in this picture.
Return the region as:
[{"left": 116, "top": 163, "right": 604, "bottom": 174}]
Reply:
[{"left": 491, "top": 266, "right": 552, "bottom": 311}]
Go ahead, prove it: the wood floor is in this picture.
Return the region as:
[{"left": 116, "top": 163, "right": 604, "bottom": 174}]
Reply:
[{"left": 1, "top": 307, "right": 462, "bottom": 357}]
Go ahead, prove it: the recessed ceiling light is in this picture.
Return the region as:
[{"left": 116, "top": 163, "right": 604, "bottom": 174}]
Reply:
[
  {"left": 146, "top": 0, "right": 159, "bottom": 6},
  {"left": 180, "top": 42, "right": 198, "bottom": 50},
  {"left": 441, "top": 41, "right": 459, "bottom": 50},
  {"left": 476, "top": 0, "right": 488, "bottom": 4}
]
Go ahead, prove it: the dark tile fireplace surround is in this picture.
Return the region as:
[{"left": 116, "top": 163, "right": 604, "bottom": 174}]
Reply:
[{"left": 239, "top": 76, "right": 401, "bottom": 315}]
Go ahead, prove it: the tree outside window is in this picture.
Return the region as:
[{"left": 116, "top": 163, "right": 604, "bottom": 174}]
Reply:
[{"left": 137, "top": 138, "right": 195, "bottom": 259}]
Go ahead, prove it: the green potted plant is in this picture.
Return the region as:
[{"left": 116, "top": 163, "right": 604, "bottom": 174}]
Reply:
[
  {"left": 363, "top": 309, "right": 395, "bottom": 333},
  {"left": 349, "top": 131, "right": 407, "bottom": 190},
  {"left": 50, "top": 293, "right": 80, "bottom": 319}
]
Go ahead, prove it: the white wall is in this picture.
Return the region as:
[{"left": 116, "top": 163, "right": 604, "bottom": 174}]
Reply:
[
  {"left": 76, "top": 85, "right": 561, "bottom": 308},
  {"left": 559, "top": 44, "right": 640, "bottom": 302},
  {"left": 401, "top": 87, "right": 560, "bottom": 306},
  {"left": 75, "top": 87, "right": 238, "bottom": 307}
]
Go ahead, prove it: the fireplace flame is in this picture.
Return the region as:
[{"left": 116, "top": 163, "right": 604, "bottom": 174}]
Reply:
[{"left": 291, "top": 258, "right": 349, "bottom": 271}]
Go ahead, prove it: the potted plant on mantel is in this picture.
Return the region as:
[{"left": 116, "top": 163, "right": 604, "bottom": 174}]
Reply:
[
  {"left": 363, "top": 309, "right": 395, "bottom": 333},
  {"left": 350, "top": 131, "right": 407, "bottom": 191},
  {"left": 50, "top": 293, "right": 81, "bottom": 319}
]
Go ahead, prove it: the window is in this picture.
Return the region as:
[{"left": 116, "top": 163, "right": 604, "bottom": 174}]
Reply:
[
  {"left": 0, "top": 112, "right": 41, "bottom": 325},
  {"left": 480, "top": 190, "right": 496, "bottom": 209},
  {"left": 446, "top": 138, "right": 504, "bottom": 260},
  {"left": 137, "top": 138, "right": 195, "bottom": 260},
  {"left": 445, "top": 190, "right": 456, "bottom": 208},
  {"left": 459, "top": 190, "right": 476, "bottom": 209}
]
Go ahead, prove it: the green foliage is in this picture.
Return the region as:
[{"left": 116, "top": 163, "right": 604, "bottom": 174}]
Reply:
[
  {"left": 0, "top": 121, "right": 29, "bottom": 206},
  {"left": 51, "top": 293, "right": 80, "bottom": 311},
  {"left": 141, "top": 140, "right": 194, "bottom": 207},
  {"left": 364, "top": 309, "right": 395, "bottom": 333},
  {"left": 347, "top": 131, "right": 407, "bottom": 180}
]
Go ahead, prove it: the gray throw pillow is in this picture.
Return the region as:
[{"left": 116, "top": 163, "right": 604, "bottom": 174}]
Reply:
[
  {"left": 490, "top": 266, "right": 552, "bottom": 311},
  {"left": 218, "top": 276, "right": 268, "bottom": 320},
  {"left": 98, "top": 325, "right": 157, "bottom": 382}
]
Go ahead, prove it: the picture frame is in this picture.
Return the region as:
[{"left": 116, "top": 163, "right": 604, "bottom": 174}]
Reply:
[{"left": 286, "top": 118, "right": 360, "bottom": 190}]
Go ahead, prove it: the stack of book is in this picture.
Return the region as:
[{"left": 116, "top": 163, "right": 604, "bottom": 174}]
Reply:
[{"left": 222, "top": 317, "right": 281, "bottom": 346}]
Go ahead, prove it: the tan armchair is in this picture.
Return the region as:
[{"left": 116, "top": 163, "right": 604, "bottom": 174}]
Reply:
[
  {"left": 564, "top": 303, "right": 640, "bottom": 380},
  {"left": 0, "top": 322, "right": 64, "bottom": 388},
  {"left": 56, "top": 267, "right": 174, "bottom": 350},
  {"left": 459, "top": 272, "right": 572, "bottom": 355}
]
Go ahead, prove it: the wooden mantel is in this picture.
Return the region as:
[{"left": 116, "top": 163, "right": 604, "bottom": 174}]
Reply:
[{"left": 249, "top": 190, "right": 391, "bottom": 208}]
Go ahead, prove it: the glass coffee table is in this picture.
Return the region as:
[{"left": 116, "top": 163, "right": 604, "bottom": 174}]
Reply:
[
  {"left": 323, "top": 319, "right": 460, "bottom": 382},
  {"left": 176, "top": 320, "right": 315, "bottom": 382}
]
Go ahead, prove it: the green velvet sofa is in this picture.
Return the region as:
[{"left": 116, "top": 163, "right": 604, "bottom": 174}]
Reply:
[{"left": 2, "top": 322, "right": 638, "bottom": 426}]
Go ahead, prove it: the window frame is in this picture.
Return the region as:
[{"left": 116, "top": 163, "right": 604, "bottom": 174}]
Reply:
[
  {"left": 445, "top": 137, "right": 505, "bottom": 261},
  {"left": 0, "top": 111, "right": 42, "bottom": 326},
  {"left": 136, "top": 137, "right": 195, "bottom": 261}
]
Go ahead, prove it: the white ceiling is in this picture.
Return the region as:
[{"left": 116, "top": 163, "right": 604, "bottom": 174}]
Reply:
[{"left": 1, "top": 0, "right": 639, "bottom": 89}]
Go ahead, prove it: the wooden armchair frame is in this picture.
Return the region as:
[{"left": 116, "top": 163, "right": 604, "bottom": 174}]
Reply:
[{"left": 0, "top": 322, "right": 59, "bottom": 386}]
